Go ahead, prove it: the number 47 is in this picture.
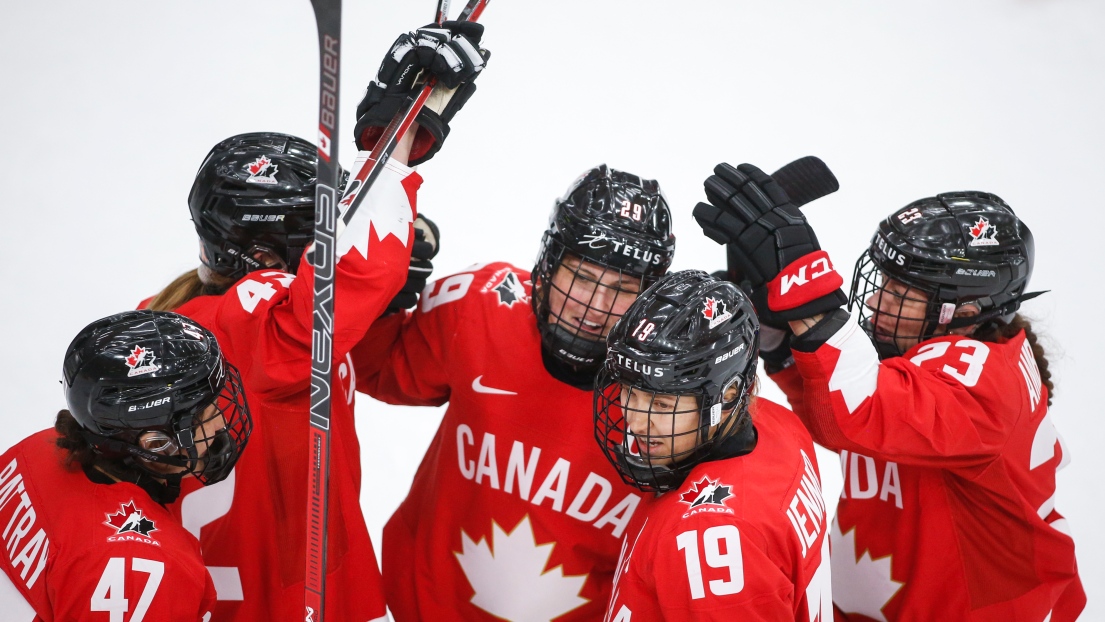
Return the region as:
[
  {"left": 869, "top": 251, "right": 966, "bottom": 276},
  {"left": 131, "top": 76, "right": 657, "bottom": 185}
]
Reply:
[{"left": 91, "top": 557, "right": 164, "bottom": 622}]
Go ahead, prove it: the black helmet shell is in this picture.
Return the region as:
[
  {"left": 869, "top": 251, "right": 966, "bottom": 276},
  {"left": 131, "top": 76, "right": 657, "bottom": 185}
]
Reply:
[
  {"left": 189, "top": 132, "right": 321, "bottom": 279},
  {"left": 595, "top": 270, "right": 759, "bottom": 492}
]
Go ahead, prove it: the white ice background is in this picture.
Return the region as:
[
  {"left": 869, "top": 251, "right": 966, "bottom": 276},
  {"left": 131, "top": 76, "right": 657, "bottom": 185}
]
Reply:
[{"left": 1, "top": 0, "right": 1101, "bottom": 616}]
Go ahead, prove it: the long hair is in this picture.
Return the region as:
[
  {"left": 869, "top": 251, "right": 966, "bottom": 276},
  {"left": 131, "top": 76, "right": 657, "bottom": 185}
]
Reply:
[
  {"left": 973, "top": 314, "right": 1054, "bottom": 407},
  {"left": 146, "top": 268, "right": 234, "bottom": 312},
  {"left": 55, "top": 409, "right": 105, "bottom": 471}
]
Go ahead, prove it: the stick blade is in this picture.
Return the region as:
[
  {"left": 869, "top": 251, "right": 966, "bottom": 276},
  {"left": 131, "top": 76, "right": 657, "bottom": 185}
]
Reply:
[{"left": 771, "top": 156, "right": 839, "bottom": 208}]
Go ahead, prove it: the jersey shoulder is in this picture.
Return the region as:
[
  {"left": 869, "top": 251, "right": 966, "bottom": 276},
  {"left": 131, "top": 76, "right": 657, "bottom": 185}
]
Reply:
[
  {"left": 418, "top": 261, "right": 534, "bottom": 318},
  {"left": 896, "top": 331, "right": 1034, "bottom": 406}
]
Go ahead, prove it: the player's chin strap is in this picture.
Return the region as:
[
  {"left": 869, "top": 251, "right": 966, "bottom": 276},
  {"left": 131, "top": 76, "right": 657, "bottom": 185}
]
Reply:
[
  {"left": 941, "top": 290, "right": 1048, "bottom": 330},
  {"left": 80, "top": 430, "right": 189, "bottom": 504}
]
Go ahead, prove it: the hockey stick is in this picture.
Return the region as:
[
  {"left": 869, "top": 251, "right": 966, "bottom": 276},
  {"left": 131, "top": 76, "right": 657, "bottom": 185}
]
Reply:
[
  {"left": 334, "top": 0, "right": 490, "bottom": 229},
  {"left": 306, "top": 0, "right": 341, "bottom": 619}
]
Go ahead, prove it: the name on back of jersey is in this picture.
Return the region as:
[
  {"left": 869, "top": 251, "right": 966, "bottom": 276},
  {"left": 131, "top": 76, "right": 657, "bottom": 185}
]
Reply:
[{"left": 0, "top": 459, "right": 49, "bottom": 591}]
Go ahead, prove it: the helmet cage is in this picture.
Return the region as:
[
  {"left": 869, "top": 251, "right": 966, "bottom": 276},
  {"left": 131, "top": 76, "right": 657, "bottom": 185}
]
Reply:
[
  {"left": 594, "top": 365, "right": 753, "bottom": 493},
  {"left": 532, "top": 234, "right": 661, "bottom": 368},
  {"left": 593, "top": 271, "right": 759, "bottom": 492},
  {"left": 532, "top": 165, "right": 676, "bottom": 370},
  {"left": 81, "top": 362, "right": 251, "bottom": 487},
  {"left": 850, "top": 224, "right": 1033, "bottom": 359}
]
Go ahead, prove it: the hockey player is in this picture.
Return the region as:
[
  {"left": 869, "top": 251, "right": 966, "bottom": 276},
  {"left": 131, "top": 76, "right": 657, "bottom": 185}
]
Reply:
[
  {"left": 0, "top": 309, "right": 252, "bottom": 621},
  {"left": 351, "top": 164, "right": 676, "bottom": 621},
  {"left": 693, "top": 164, "right": 1085, "bottom": 620},
  {"left": 138, "top": 22, "right": 488, "bottom": 621},
  {"left": 593, "top": 270, "right": 831, "bottom": 621}
]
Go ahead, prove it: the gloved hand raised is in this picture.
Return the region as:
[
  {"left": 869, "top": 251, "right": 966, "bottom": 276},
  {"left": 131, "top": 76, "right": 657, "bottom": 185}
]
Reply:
[
  {"left": 694, "top": 162, "right": 846, "bottom": 321},
  {"left": 385, "top": 214, "right": 440, "bottom": 315},
  {"left": 355, "top": 22, "right": 489, "bottom": 166}
]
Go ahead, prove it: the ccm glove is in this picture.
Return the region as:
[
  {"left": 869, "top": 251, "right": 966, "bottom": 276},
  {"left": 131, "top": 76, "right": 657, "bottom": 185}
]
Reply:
[
  {"left": 385, "top": 214, "right": 441, "bottom": 315},
  {"left": 694, "top": 162, "right": 846, "bottom": 321},
  {"left": 355, "top": 22, "right": 489, "bottom": 166}
]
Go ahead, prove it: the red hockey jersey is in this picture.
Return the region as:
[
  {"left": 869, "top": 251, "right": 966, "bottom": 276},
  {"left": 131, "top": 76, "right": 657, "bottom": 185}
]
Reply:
[
  {"left": 352, "top": 262, "right": 650, "bottom": 622},
  {"left": 0, "top": 430, "right": 216, "bottom": 622},
  {"left": 150, "top": 160, "right": 420, "bottom": 621},
  {"left": 777, "top": 318, "right": 1084, "bottom": 621},
  {"left": 603, "top": 399, "right": 832, "bottom": 622}
]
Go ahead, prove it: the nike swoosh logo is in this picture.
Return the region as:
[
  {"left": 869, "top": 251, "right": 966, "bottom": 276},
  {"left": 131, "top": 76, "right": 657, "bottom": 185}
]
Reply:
[{"left": 471, "top": 375, "right": 518, "bottom": 395}]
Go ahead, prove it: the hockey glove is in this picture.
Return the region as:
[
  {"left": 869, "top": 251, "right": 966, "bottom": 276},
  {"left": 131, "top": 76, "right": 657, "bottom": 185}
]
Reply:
[
  {"left": 711, "top": 269, "right": 794, "bottom": 373},
  {"left": 694, "top": 163, "right": 846, "bottom": 321},
  {"left": 385, "top": 214, "right": 441, "bottom": 315},
  {"left": 355, "top": 22, "right": 489, "bottom": 166}
]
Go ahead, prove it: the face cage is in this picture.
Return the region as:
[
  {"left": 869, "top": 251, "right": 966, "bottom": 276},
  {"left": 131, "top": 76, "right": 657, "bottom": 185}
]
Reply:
[
  {"left": 850, "top": 251, "right": 946, "bottom": 359},
  {"left": 129, "top": 363, "right": 252, "bottom": 486},
  {"left": 534, "top": 235, "right": 651, "bottom": 367},
  {"left": 594, "top": 376, "right": 738, "bottom": 493}
]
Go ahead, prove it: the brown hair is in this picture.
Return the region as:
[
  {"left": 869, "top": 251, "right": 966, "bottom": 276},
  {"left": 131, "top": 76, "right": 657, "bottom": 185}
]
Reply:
[
  {"left": 146, "top": 268, "right": 233, "bottom": 312},
  {"left": 974, "top": 314, "right": 1055, "bottom": 407},
  {"left": 55, "top": 409, "right": 102, "bottom": 471}
]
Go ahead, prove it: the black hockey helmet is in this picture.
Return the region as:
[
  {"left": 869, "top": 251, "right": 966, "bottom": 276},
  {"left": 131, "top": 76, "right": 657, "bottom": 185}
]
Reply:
[
  {"left": 533, "top": 165, "right": 676, "bottom": 374},
  {"left": 62, "top": 310, "right": 252, "bottom": 487},
  {"left": 850, "top": 191, "right": 1040, "bottom": 358},
  {"left": 594, "top": 270, "right": 759, "bottom": 492},
  {"left": 189, "top": 132, "right": 332, "bottom": 280}
]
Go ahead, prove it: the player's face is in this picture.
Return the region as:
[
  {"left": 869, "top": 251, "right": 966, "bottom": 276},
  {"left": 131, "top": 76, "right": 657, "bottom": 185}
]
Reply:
[
  {"left": 865, "top": 276, "right": 930, "bottom": 353},
  {"left": 621, "top": 388, "right": 701, "bottom": 467},
  {"left": 138, "top": 404, "right": 226, "bottom": 476},
  {"left": 548, "top": 256, "right": 642, "bottom": 341}
]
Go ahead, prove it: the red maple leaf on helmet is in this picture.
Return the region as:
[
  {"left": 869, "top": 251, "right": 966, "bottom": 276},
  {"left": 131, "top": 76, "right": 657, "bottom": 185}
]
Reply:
[
  {"left": 703, "top": 298, "right": 718, "bottom": 320},
  {"left": 970, "top": 217, "right": 990, "bottom": 239},
  {"left": 248, "top": 156, "right": 271, "bottom": 176},
  {"left": 125, "top": 346, "right": 146, "bottom": 368}
]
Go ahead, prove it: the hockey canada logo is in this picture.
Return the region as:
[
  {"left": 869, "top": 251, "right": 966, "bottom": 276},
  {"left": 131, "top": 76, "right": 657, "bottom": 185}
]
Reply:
[
  {"left": 244, "top": 155, "right": 279, "bottom": 185},
  {"left": 679, "top": 477, "right": 734, "bottom": 517},
  {"left": 702, "top": 297, "right": 733, "bottom": 329},
  {"left": 124, "top": 345, "right": 159, "bottom": 377},
  {"left": 968, "top": 216, "right": 998, "bottom": 246},
  {"left": 105, "top": 501, "right": 160, "bottom": 545},
  {"left": 481, "top": 267, "right": 530, "bottom": 307}
]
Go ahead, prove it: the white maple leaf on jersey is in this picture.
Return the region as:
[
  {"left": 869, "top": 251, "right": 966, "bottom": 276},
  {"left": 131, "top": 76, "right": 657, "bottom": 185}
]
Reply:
[
  {"left": 455, "top": 515, "right": 589, "bottom": 622},
  {"left": 335, "top": 157, "right": 413, "bottom": 261},
  {"left": 830, "top": 518, "right": 903, "bottom": 622}
]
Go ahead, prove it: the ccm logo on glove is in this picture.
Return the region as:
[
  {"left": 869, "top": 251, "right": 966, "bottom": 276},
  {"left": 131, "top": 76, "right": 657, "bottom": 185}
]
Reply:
[{"left": 768, "top": 251, "right": 843, "bottom": 311}]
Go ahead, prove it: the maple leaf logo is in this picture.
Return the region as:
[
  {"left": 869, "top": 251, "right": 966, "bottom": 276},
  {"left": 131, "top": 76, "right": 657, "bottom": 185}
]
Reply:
[
  {"left": 703, "top": 297, "right": 718, "bottom": 320},
  {"left": 125, "top": 345, "right": 147, "bottom": 368},
  {"left": 104, "top": 501, "right": 158, "bottom": 537},
  {"left": 968, "top": 217, "right": 997, "bottom": 246},
  {"left": 493, "top": 272, "right": 529, "bottom": 307},
  {"left": 244, "top": 155, "right": 278, "bottom": 184},
  {"left": 247, "top": 155, "right": 271, "bottom": 176},
  {"left": 455, "top": 515, "right": 589, "bottom": 621},
  {"left": 679, "top": 477, "right": 733, "bottom": 508},
  {"left": 829, "top": 519, "right": 903, "bottom": 622}
]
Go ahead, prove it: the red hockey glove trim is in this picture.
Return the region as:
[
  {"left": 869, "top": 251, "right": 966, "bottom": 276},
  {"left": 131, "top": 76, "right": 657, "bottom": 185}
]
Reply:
[{"left": 767, "top": 250, "right": 844, "bottom": 311}]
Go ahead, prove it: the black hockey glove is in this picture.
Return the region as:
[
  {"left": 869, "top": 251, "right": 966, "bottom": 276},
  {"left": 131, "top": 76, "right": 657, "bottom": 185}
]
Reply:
[
  {"left": 694, "top": 163, "right": 847, "bottom": 321},
  {"left": 355, "top": 22, "right": 489, "bottom": 166},
  {"left": 385, "top": 214, "right": 441, "bottom": 315},
  {"left": 710, "top": 269, "right": 794, "bottom": 373}
]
